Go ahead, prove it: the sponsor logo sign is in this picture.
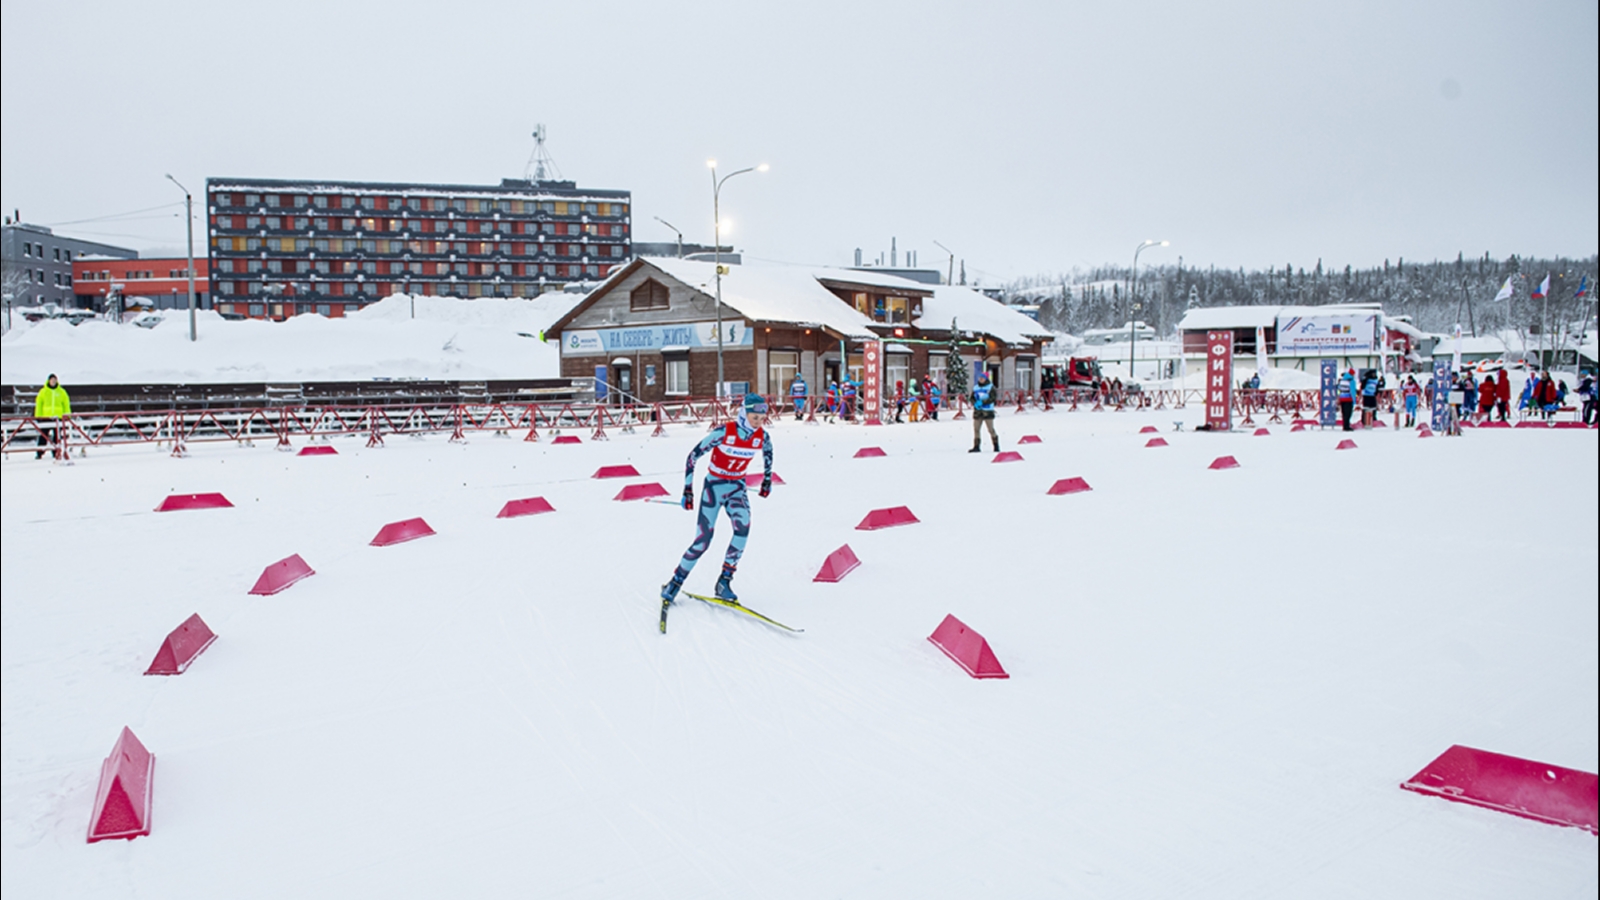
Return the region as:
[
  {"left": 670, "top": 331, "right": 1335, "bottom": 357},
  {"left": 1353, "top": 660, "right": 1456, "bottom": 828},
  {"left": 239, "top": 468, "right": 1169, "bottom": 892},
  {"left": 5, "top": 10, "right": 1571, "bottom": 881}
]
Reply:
[{"left": 1276, "top": 314, "right": 1378, "bottom": 354}]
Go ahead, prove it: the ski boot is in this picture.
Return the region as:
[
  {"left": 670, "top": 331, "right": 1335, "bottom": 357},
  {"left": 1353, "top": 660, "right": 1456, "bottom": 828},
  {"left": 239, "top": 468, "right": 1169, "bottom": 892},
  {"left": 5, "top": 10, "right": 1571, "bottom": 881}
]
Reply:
[
  {"left": 992, "top": 439, "right": 1000, "bottom": 452},
  {"left": 714, "top": 563, "right": 738, "bottom": 602},
  {"left": 660, "top": 568, "right": 687, "bottom": 605},
  {"left": 968, "top": 441, "right": 981, "bottom": 453}
]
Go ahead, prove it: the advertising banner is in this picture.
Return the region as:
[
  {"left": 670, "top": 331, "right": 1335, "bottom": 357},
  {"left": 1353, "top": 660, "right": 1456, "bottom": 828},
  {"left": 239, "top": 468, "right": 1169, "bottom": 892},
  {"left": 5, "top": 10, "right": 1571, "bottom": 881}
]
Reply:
[
  {"left": 1430, "top": 358, "right": 1451, "bottom": 432},
  {"left": 594, "top": 365, "right": 607, "bottom": 402},
  {"left": 1319, "top": 359, "right": 1338, "bottom": 427},
  {"left": 562, "top": 321, "right": 753, "bottom": 356},
  {"left": 862, "top": 340, "right": 883, "bottom": 425},
  {"left": 1275, "top": 314, "right": 1378, "bottom": 354},
  {"left": 1205, "top": 330, "right": 1233, "bottom": 431}
]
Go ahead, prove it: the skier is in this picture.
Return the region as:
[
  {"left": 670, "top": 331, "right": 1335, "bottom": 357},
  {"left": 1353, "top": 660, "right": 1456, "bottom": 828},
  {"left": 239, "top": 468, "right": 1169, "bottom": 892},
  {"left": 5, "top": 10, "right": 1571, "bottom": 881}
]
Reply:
[
  {"left": 927, "top": 379, "right": 941, "bottom": 420},
  {"left": 969, "top": 370, "right": 999, "bottom": 452},
  {"left": 660, "top": 393, "right": 774, "bottom": 605}
]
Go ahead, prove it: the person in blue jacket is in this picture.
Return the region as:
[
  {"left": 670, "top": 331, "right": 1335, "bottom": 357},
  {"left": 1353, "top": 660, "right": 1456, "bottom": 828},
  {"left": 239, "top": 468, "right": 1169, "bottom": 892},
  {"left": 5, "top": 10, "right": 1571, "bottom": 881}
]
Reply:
[
  {"left": 788, "top": 374, "right": 808, "bottom": 420},
  {"left": 969, "top": 370, "right": 999, "bottom": 452},
  {"left": 1337, "top": 367, "right": 1357, "bottom": 431}
]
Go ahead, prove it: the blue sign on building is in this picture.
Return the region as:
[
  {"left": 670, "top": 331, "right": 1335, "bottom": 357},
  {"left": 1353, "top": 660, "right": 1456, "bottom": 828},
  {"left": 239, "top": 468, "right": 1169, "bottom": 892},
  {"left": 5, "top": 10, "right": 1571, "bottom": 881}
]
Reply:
[
  {"left": 1430, "top": 358, "right": 1450, "bottom": 432},
  {"left": 1319, "top": 359, "right": 1338, "bottom": 427},
  {"left": 595, "top": 365, "right": 608, "bottom": 402}
]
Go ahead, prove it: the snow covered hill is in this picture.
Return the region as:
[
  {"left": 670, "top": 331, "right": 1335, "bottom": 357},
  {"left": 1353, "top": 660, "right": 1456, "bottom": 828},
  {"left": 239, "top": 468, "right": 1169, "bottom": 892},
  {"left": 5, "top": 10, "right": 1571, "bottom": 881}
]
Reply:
[
  {"left": 1, "top": 294, "right": 579, "bottom": 385},
  {"left": 2, "top": 411, "right": 1596, "bottom": 898}
]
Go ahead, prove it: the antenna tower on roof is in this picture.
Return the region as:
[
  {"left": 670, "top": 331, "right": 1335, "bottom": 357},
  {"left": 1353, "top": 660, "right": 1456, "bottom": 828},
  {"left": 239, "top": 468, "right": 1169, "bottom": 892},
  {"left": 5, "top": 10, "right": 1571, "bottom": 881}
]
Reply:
[{"left": 524, "top": 124, "right": 564, "bottom": 184}]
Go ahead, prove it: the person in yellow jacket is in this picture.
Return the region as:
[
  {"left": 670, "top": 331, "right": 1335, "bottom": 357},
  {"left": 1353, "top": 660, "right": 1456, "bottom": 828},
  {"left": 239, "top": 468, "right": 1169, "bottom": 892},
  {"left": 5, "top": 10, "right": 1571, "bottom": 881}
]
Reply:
[{"left": 34, "top": 374, "right": 71, "bottom": 459}]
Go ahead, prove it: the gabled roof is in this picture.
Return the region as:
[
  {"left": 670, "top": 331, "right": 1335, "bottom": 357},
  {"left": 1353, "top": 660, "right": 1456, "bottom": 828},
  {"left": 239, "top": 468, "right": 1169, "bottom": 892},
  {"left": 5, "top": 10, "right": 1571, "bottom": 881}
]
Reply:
[
  {"left": 915, "top": 285, "right": 1053, "bottom": 345},
  {"left": 548, "top": 259, "right": 1049, "bottom": 348},
  {"left": 1178, "top": 303, "right": 1384, "bottom": 331},
  {"left": 546, "top": 258, "right": 880, "bottom": 340}
]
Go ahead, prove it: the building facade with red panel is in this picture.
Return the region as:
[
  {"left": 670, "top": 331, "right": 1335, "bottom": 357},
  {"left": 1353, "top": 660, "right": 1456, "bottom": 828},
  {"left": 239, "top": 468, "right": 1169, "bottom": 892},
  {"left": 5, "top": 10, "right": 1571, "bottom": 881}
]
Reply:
[
  {"left": 205, "top": 177, "right": 630, "bottom": 320},
  {"left": 73, "top": 257, "right": 210, "bottom": 311}
]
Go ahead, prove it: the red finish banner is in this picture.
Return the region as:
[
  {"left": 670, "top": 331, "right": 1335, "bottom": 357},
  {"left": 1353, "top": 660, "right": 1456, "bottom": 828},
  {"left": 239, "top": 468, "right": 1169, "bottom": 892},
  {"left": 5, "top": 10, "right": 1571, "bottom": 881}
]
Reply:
[
  {"left": 862, "top": 340, "right": 883, "bottom": 425},
  {"left": 1206, "top": 330, "right": 1233, "bottom": 431}
]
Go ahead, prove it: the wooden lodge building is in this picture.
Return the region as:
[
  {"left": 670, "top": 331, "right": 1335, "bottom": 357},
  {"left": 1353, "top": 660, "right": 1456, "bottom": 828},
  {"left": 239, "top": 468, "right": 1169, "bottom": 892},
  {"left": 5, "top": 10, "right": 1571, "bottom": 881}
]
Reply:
[{"left": 544, "top": 257, "right": 1052, "bottom": 402}]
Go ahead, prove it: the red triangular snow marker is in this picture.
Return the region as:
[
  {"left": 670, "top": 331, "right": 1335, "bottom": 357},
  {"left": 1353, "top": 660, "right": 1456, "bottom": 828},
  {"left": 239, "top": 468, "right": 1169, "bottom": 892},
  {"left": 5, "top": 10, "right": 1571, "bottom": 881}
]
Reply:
[
  {"left": 1145, "top": 437, "right": 1169, "bottom": 448},
  {"left": 144, "top": 613, "right": 217, "bottom": 675},
  {"left": 614, "top": 482, "right": 670, "bottom": 501},
  {"left": 87, "top": 728, "right": 154, "bottom": 842},
  {"left": 813, "top": 544, "right": 862, "bottom": 582},
  {"left": 1047, "top": 477, "right": 1092, "bottom": 495},
  {"left": 297, "top": 445, "right": 338, "bottom": 456},
  {"left": 743, "top": 472, "right": 786, "bottom": 487},
  {"left": 370, "top": 517, "right": 436, "bottom": 546},
  {"left": 552, "top": 435, "right": 583, "bottom": 444},
  {"left": 1254, "top": 428, "right": 1270, "bottom": 436},
  {"left": 155, "top": 492, "right": 233, "bottom": 512},
  {"left": 497, "top": 497, "right": 556, "bottom": 518},
  {"left": 1139, "top": 425, "right": 1159, "bottom": 434},
  {"left": 593, "top": 464, "right": 640, "bottom": 479},
  {"left": 928, "top": 614, "right": 1009, "bottom": 679},
  {"left": 1401, "top": 744, "right": 1598, "bottom": 833},
  {"left": 1336, "top": 439, "right": 1358, "bottom": 450},
  {"left": 1017, "top": 435, "right": 1043, "bottom": 444},
  {"left": 856, "top": 506, "right": 919, "bottom": 530},
  {"left": 1209, "top": 455, "right": 1240, "bottom": 469},
  {"left": 853, "top": 446, "right": 887, "bottom": 458},
  {"left": 249, "top": 554, "right": 315, "bottom": 595},
  {"left": 992, "top": 451, "right": 1024, "bottom": 463}
]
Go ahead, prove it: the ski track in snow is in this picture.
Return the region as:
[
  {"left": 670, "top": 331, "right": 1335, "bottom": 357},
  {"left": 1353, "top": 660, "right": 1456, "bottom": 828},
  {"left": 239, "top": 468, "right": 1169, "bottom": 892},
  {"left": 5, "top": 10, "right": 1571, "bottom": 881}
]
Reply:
[{"left": 2, "top": 410, "right": 1597, "bottom": 899}]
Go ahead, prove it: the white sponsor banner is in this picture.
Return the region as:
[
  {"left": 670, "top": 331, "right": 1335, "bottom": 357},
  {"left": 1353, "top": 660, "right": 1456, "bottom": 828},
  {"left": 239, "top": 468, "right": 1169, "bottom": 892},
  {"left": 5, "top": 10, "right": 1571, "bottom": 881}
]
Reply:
[
  {"left": 562, "top": 321, "right": 753, "bottom": 356},
  {"left": 1275, "top": 314, "right": 1377, "bottom": 354}
]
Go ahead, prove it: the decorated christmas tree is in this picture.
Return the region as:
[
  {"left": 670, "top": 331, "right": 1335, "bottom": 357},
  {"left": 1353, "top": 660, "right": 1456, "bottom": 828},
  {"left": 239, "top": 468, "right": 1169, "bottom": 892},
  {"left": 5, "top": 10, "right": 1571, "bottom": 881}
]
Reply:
[{"left": 944, "top": 318, "right": 968, "bottom": 400}]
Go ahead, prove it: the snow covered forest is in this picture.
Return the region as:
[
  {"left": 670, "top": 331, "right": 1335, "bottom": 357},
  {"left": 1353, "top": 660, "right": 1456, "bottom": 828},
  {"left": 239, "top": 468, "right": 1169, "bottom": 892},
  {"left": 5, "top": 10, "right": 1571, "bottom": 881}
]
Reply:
[{"left": 1007, "top": 254, "right": 1598, "bottom": 336}]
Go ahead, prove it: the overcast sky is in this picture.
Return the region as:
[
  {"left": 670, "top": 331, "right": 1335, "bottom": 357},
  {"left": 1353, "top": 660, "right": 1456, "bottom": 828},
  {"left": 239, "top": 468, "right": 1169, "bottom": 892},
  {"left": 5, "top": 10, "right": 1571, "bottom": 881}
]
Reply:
[{"left": 3, "top": 0, "right": 1595, "bottom": 283}]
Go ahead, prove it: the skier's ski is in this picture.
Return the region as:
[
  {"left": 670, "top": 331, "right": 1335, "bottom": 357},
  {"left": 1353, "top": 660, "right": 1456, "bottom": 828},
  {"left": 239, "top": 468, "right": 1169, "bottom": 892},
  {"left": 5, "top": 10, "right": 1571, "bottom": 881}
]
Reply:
[
  {"left": 659, "top": 596, "right": 672, "bottom": 634},
  {"left": 681, "top": 592, "right": 804, "bottom": 633}
]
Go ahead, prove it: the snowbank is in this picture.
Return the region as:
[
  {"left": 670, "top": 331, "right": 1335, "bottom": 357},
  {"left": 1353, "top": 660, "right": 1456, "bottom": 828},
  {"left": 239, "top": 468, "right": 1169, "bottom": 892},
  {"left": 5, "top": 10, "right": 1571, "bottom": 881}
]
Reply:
[{"left": 0, "top": 294, "right": 582, "bottom": 385}]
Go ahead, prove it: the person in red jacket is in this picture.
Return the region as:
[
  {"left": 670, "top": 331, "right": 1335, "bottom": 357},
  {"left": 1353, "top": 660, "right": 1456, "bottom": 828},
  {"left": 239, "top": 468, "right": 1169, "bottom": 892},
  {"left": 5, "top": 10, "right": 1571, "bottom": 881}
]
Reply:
[
  {"left": 1495, "top": 368, "right": 1512, "bottom": 421},
  {"left": 1477, "top": 372, "right": 1498, "bottom": 422}
]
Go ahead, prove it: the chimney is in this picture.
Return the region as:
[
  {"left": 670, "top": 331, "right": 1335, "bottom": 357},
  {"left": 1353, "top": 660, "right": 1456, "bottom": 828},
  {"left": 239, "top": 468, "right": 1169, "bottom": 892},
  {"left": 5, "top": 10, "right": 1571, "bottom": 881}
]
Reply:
[
  {"left": 854, "top": 248, "right": 862, "bottom": 266},
  {"left": 891, "top": 237, "right": 897, "bottom": 268}
]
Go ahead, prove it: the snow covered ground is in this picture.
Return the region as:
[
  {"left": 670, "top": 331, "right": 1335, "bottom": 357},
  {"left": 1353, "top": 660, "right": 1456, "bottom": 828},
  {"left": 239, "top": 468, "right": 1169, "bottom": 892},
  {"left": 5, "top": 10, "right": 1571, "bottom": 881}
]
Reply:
[
  {"left": 0, "top": 294, "right": 576, "bottom": 385},
  {"left": 2, "top": 409, "right": 1596, "bottom": 898}
]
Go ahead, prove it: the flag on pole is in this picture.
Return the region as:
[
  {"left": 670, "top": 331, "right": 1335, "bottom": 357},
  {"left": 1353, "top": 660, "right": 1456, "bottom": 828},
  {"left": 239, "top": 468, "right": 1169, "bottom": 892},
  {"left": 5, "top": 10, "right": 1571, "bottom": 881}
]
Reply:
[
  {"left": 1493, "top": 276, "right": 1515, "bottom": 301},
  {"left": 1531, "top": 274, "right": 1549, "bottom": 300},
  {"left": 1575, "top": 275, "right": 1590, "bottom": 300}
]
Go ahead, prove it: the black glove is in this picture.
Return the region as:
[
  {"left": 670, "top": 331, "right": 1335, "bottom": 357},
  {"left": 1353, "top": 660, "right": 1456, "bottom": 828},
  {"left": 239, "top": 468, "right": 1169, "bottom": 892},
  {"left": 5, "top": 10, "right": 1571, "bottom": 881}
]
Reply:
[
  {"left": 682, "top": 486, "right": 695, "bottom": 510},
  {"left": 759, "top": 475, "right": 772, "bottom": 498}
]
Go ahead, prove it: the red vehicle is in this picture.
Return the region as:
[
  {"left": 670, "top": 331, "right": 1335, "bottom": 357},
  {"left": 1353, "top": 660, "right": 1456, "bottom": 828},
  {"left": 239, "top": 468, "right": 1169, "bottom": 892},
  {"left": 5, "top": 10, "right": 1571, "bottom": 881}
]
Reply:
[{"left": 1042, "top": 357, "right": 1104, "bottom": 399}]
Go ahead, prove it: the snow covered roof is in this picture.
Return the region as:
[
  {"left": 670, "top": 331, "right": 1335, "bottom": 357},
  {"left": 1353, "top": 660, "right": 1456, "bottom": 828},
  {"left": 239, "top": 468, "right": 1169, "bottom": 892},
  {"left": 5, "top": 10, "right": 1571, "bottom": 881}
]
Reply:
[
  {"left": 1178, "top": 303, "right": 1384, "bottom": 331},
  {"left": 915, "top": 285, "right": 1053, "bottom": 346},
  {"left": 617, "top": 258, "right": 881, "bottom": 340},
  {"left": 1437, "top": 336, "right": 1508, "bottom": 356}
]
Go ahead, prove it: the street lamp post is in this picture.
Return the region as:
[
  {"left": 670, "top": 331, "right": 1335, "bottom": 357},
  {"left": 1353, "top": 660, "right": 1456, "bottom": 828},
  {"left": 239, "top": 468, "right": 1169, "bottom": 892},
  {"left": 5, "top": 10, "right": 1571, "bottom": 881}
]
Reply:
[
  {"left": 653, "top": 216, "right": 684, "bottom": 258},
  {"left": 933, "top": 240, "right": 955, "bottom": 286},
  {"left": 166, "top": 174, "right": 198, "bottom": 342},
  {"left": 1129, "top": 239, "right": 1169, "bottom": 381},
  {"left": 708, "top": 160, "right": 767, "bottom": 395}
]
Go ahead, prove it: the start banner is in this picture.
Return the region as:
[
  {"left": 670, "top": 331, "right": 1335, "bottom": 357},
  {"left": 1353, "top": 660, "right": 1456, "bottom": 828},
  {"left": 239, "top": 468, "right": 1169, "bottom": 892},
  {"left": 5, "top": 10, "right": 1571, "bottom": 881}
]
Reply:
[
  {"left": 862, "top": 340, "right": 883, "bottom": 425},
  {"left": 1319, "top": 358, "right": 1338, "bottom": 427},
  {"left": 1206, "top": 331, "right": 1233, "bottom": 431},
  {"left": 1430, "top": 357, "right": 1451, "bottom": 432}
]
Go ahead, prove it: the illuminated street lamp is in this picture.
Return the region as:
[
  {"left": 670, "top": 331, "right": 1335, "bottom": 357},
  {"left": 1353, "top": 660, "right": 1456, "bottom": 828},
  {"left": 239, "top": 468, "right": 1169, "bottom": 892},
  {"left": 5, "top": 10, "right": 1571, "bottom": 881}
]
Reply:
[
  {"left": 1129, "top": 239, "right": 1169, "bottom": 380},
  {"left": 708, "top": 159, "right": 767, "bottom": 394}
]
